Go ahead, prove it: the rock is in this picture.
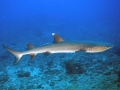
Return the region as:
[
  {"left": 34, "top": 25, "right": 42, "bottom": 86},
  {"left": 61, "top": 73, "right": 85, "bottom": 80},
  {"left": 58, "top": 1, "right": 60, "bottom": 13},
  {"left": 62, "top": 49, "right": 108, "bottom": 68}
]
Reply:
[
  {"left": 37, "top": 84, "right": 42, "bottom": 89},
  {"left": 17, "top": 70, "right": 30, "bottom": 78},
  {"left": 49, "top": 81, "right": 55, "bottom": 86},
  {"left": 64, "top": 60, "right": 84, "bottom": 74},
  {"left": 0, "top": 74, "right": 9, "bottom": 84}
]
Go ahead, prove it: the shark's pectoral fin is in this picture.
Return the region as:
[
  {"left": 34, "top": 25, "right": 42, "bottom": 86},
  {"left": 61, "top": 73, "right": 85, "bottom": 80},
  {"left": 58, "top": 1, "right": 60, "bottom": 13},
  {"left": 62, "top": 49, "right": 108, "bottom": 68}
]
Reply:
[
  {"left": 27, "top": 43, "right": 34, "bottom": 50},
  {"left": 43, "top": 51, "right": 51, "bottom": 57},
  {"left": 30, "top": 54, "right": 36, "bottom": 60},
  {"left": 52, "top": 33, "right": 64, "bottom": 43}
]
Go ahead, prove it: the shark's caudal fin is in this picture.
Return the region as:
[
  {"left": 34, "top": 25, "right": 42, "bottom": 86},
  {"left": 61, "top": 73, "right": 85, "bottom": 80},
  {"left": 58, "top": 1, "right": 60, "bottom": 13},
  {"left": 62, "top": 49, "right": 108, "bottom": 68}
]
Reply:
[{"left": 2, "top": 44, "right": 22, "bottom": 64}]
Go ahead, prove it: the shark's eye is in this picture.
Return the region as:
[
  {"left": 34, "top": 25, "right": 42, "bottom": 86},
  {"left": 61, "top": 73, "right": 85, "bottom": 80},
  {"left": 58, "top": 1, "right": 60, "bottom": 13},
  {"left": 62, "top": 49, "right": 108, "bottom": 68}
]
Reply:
[
  {"left": 105, "top": 46, "right": 108, "bottom": 48},
  {"left": 104, "top": 46, "right": 109, "bottom": 49}
]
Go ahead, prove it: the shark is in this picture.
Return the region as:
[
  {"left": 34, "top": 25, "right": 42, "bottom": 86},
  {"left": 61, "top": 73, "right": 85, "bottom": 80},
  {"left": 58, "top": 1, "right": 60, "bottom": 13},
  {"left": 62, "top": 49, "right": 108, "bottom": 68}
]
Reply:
[{"left": 2, "top": 33, "right": 113, "bottom": 64}]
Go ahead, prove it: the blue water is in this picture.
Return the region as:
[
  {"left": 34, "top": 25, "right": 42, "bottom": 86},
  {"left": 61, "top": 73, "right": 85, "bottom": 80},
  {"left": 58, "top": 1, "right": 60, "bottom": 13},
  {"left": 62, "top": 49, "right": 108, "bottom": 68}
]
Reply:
[{"left": 0, "top": 0, "right": 120, "bottom": 89}]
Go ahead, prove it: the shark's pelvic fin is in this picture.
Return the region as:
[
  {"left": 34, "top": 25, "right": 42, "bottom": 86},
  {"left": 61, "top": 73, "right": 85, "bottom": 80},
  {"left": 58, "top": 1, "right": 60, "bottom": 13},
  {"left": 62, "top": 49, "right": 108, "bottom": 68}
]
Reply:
[
  {"left": 30, "top": 53, "right": 36, "bottom": 60},
  {"left": 52, "top": 33, "right": 64, "bottom": 43},
  {"left": 2, "top": 44, "right": 22, "bottom": 64}
]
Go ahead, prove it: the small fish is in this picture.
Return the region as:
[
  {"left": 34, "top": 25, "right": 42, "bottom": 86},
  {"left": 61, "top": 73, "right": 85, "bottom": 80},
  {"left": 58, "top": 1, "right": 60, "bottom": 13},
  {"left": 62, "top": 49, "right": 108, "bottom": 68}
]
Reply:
[{"left": 2, "top": 33, "right": 113, "bottom": 64}]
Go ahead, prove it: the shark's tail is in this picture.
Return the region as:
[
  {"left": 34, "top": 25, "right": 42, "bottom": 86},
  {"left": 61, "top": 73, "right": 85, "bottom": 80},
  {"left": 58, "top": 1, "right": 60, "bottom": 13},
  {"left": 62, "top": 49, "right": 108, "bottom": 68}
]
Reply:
[{"left": 2, "top": 44, "right": 23, "bottom": 64}]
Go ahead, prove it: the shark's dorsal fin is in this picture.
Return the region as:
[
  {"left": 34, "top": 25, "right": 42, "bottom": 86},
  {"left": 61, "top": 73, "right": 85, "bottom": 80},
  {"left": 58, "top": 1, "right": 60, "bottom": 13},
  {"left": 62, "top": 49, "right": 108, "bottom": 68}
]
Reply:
[
  {"left": 52, "top": 33, "right": 64, "bottom": 43},
  {"left": 27, "top": 43, "right": 34, "bottom": 50}
]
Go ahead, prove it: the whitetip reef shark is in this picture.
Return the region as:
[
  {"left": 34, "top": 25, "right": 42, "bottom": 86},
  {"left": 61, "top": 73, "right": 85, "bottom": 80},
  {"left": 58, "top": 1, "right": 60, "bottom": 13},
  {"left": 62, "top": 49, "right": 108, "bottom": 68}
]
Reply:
[{"left": 2, "top": 33, "right": 113, "bottom": 64}]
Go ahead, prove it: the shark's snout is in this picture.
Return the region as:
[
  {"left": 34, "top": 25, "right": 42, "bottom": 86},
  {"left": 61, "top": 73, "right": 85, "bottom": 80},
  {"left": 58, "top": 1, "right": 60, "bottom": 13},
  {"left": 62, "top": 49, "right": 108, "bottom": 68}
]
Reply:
[
  {"left": 105, "top": 46, "right": 113, "bottom": 49},
  {"left": 104, "top": 43, "right": 114, "bottom": 50}
]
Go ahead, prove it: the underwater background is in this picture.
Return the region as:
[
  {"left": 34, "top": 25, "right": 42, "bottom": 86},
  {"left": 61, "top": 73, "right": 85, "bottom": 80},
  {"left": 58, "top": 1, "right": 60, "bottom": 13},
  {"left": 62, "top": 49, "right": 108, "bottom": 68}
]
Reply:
[{"left": 0, "top": 0, "right": 120, "bottom": 90}]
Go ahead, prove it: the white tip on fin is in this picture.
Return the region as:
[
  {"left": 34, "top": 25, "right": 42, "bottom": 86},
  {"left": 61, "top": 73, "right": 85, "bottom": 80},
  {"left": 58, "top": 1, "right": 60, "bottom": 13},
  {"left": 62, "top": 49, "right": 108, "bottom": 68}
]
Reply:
[
  {"left": 52, "top": 33, "right": 55, "bottom": 36},
  {"left": 52, "top": 33, "right": 64, "bottom": 43}
]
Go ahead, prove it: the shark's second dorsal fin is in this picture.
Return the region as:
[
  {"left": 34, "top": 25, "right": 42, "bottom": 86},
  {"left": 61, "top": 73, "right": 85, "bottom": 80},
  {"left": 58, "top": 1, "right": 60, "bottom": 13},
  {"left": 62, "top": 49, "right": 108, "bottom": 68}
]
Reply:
[
  {"left": 27, "top": 43, "right": 34, "bottom": 50},
  {"left": 52, "top": 33, "right": 64, "bottom": 43}
]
